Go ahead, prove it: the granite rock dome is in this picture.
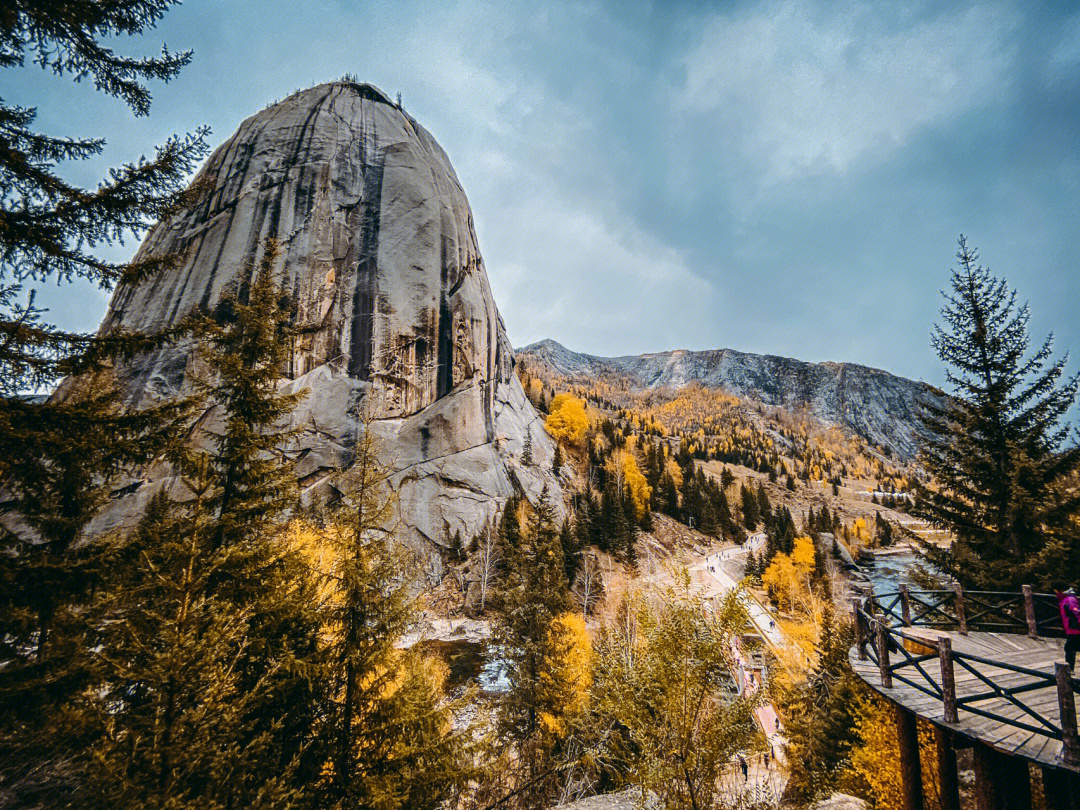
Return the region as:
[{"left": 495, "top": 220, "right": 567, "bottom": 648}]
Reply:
[{"left": 87, "top": 81, "right": 560, "bottom": 552}]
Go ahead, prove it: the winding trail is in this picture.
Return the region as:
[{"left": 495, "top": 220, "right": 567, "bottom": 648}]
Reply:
[{"left": 685, "top": 540, "right": 791, "bottom": 800}]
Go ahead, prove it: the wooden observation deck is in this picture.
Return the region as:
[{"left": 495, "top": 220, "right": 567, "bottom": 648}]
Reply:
[{"left": 849, "top": 586, "right": 1079, "bottom": 810}]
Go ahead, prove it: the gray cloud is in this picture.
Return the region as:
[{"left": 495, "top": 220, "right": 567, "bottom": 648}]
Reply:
[{"left": 8, "top": 0, "right": 1078, "bottom": 389}]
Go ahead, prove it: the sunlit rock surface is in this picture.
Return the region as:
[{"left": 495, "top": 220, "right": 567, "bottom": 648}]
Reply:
[{"left": 83, "top": 81, "right": 560, "bottom": 553}]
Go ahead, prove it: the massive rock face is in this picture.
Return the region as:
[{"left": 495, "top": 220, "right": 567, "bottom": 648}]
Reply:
[
  {"left": 86, "top": 81, "right": 560, "bottom": 551},
  {"left": 520, "top": 339, "right": 940, "bottom": 460}
]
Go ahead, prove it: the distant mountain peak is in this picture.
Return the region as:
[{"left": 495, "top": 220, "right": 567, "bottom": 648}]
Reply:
[{"left": 518, "top": 338, "right": 940, "bottom": 460}]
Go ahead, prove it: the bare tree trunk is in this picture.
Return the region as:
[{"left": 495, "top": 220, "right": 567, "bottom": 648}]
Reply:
[{"left": 478, "top": 523, "right": 499, "bottom": 614}]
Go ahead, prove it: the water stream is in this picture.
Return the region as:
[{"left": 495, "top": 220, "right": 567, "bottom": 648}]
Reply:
[
  {"left": 854, "top": 548, "right": 941, "bottom": 594},
  {"left": 415, "top": 639, "right": 510, "bottom": 694}
]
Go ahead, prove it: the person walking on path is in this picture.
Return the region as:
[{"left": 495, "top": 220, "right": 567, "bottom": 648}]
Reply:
[
  {"left": 738, "top": 755, "right": 748, "bottom": 782},
  {"left": 1059, "top": 587, "right": 1080, "bottom": 671}
]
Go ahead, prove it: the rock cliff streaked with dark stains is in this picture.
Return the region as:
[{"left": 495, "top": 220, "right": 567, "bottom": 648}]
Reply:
[{"left": 83, "top": 82, "right": 560, "bottom": 553}]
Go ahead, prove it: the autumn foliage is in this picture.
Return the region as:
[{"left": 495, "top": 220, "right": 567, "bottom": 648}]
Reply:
[{"left": 545, "top": 393, "right": 590, "bottom": 445}]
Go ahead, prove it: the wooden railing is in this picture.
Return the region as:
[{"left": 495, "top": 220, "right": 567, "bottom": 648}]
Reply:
[
  {"left": 868, "top": 584, "right": 1064, "bottom": 637},
  {"left": 852, "top": 586, "right": 1080, "bottom": 769}
]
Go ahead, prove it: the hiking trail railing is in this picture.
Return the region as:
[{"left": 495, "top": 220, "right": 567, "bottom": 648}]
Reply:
[{"left": 852, "top": 585, "right": 1080, "bottom": 769}]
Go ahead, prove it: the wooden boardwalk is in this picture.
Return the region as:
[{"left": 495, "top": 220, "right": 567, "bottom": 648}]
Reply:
[{"left": 850, "top": 628, "right": 1076, "bottom": 770}]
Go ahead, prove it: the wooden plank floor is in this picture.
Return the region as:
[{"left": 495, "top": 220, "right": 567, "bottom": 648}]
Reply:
[{"left": 849, "top": 630, "right": 1079, "bottom": 771}]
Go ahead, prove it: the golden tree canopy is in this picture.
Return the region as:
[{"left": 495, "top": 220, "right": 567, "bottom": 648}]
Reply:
[
  {"left": 537, "top": 611, "right": 593, "bottom": 739},
  {"left": 545, "top": 394, "right": 590, "bottom": 445}
]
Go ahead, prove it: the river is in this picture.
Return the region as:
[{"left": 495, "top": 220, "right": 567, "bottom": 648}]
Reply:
[{"left": 854, "top": 548, "right": 941, "bottom": 594}]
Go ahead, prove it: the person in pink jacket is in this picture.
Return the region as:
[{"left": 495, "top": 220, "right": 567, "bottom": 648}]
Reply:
[{"left": 1059, "top": 587, "right": 1080, "bottom": 671}]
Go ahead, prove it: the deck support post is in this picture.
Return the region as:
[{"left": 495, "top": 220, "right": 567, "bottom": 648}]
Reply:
[
  {"left": 896, "top": 706, "right": 924, "bottom": 810},
  {"left": 935, "top": 727, "right": 960, "bottom": 810},
  {"left": 1042, "top": 766, "right": 1080, "bottom": 810},
  {"left": 1001, "top": 755, "right": 1033, "bottom": 810},
  {"left": 972, "top": 742, "right": 997, "bottom": 810},
  {"left": 1056, "top": 663, "right": 1079, "bottom": 768},
  {"left": 953, "top": 583, "right": 968, "bottom": 635},
  {"left": 900, "top": 583, "right": 912, "bottom": 626},
  {"left": 972, "top": 743, "right": 1032, "bottom": 810},
  {"left": 1022, "top": 584, "right": 1038, "bottom": 638}
]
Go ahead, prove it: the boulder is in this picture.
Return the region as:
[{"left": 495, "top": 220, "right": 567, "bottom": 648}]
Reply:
[{"left": 812, "top": 793, "right": 869, "bottom": 810}]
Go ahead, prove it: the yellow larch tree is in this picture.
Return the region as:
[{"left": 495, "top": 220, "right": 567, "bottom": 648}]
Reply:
[
  {"left": 846, "top": 691, "right": 942, "bottom": 809},
  {"left": 763, "top": 539, "right": 817, "bottom": 614},
  {"left": 537, "top": 612, "right": 593, "bottom": 741},
  {"left": 545, "top": 393, "right": 590, "bottom": 445},
  {"left": 613, "top": 449, "right": 652, "bottom": 521}
]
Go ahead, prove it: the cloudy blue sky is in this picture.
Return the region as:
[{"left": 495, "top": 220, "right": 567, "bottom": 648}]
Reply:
[{"left": 6, "top": 0, "right": 1080, "bottom": 385}]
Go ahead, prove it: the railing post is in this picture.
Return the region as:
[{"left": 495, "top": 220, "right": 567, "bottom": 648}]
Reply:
[
  {"left": 1056, "top": 662, "right": 1079, "bottom": 768},
  {"left": 953, "top": 583, "right": 968, "bottom": 635},
  {"left": 1023, "top": 584, "right": 1038, "bottom": 638},
  {"left": 877, "top": 620, "right": 893, "bottom": 688},
  {"left": 900, "top": 583, "right": 912, "bottom": 626},
  {"left": 938, "top": 636, "right": 958, "bottom": 723},
  {"left": 853, "top": 597, "right": 867, "bottom": 660}
]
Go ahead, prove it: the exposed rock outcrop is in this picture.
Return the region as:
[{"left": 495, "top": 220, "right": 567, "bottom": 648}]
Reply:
[
  {"left": 80, "top": 81, "right": 561, "bottom": 553},
  {"left": 520, "top": 339, "right": 941, "bottom": 460}
]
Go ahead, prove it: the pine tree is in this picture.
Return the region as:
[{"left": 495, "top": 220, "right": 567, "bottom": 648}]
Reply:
[
  {"left": 84, "top": 485, "right": 302, "bottom": 809},
  {"left": 915, "top": 237, "right": 1080, "bottom": 588},
  {"left": 500, "top": 494, "right": 524, "bottom": 551},
  {"left": 496, "top": 487, "right": 571, "bottom": 805},
  {"left": 192, "top": 241, "right": 323, "bottom": 772},
  {"left": 715, "top": 489, "right": 735, "bottom": 539},
  {"left": 0, "top": 5, "right": 207, "bottom": 799},
  {"left": 0, "top": 0, "right": 208, "bottom": 549},
  {"left": 782, "top": 603, "right": 861, "bottom": 802},
  {"left": 560, "top": 519, "right": 580, "bottom": 585},
  {"left": 316, "top": 425, "right": 473, "bottom": 807},
  {"left": 80, "top": 246, "right": 322, "bottom": 806},
  {"left": 522, "top": 428, "right": 534, "bottom": 466},
  {"left": 740, "top": 483, "right": 759, "bottom": 530},
  {"left": 552, "top": 441, "right": 562, "bottom": 475},
  {"left": 190, "top": 240, "right": 306, "bottom": 553},
  {"left": 745, "top": 550, "right": 759, "bottom": 584},
  {"left": 497, "top": 488, "right": 569, "bottom": 735},
  {"left": 720, "top": 466, "right": 735, "bottom": 491}
]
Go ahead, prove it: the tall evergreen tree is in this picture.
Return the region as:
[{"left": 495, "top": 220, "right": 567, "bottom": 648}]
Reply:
[
  {"left": 312, "top": 424, "right": 473, "bottom": 808},
  {"left": 80, "top": 245, "right": 322, "bottom": 806},
  {"left": 522, "top": 428, "right": 534, "bottom": 466},
  {"left": 500, "top": 494, "right": 524, "bottom": 551},
  {"left": 497, "top": 487, "right": 570, "bottom": 744},
  {"left": 740, "top": 483, "right": 759, "bottom": 530},
  {"left": 84, "top": 485, "right": 301, "bottom": 809},
  {"left": 915, "top": 237, "right": 1080, "bottom": 588},
  {"left": 192, "top": 240, "right": 306, "bottom": 554},
  {"left": 0, "top": 4, "right": 206, "bottom": 800},
  {"left": 560, "top": 519, "right": 580, "bottom": 586},
  {"left": 782, "top": 603, "right": 861, "bottom": 802}
]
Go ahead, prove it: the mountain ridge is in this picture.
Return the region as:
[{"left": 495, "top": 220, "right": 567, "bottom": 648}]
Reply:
[{"left": 517, "top": 338, "right": 941, "bottom": 460}]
